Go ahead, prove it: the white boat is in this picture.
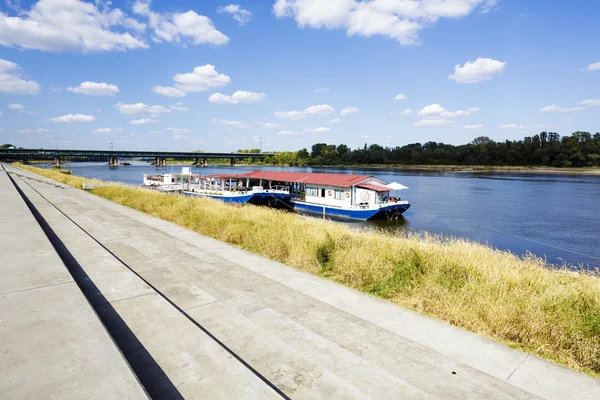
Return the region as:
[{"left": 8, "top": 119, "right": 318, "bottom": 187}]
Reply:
[
  {"left": 205, "top": 171, "right": 410, "bottom": 220},
  {"left": 142, "top": 167, "right": 291, "bottom": 205}
]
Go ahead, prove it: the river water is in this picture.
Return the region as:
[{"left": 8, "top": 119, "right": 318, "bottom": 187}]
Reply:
[{"left": 41, "top": 162, "right": 600, "bottom": 269}]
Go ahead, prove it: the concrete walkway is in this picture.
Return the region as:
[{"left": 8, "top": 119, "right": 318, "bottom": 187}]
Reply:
[
  {"left": 2, "top": 163, "right": 599, "bottom": 399},
  {"left": 0, "top": 165, "right": 147, "bottom": 399}
]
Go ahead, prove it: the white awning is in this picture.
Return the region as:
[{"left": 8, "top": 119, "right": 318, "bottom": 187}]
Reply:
[{"left": 386, "top": 182, "right": 409, "bottom": 190}]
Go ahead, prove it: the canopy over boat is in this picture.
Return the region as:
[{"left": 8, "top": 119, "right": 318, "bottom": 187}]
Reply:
[
  {"left": 356, "top": 183, "right": 392, "bottom": 192},
  {"left": 386, "top": 182, "right": 409, "bottom": 190}
]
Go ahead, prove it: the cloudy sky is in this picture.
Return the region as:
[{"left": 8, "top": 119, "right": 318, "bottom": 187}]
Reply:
[{"left": 0, "top": 0, "right": 599, "bottom": 152}]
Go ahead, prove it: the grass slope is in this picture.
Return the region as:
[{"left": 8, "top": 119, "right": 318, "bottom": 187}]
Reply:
[{"left": 17, "top": 164, "right": 600, "bottom": 377}]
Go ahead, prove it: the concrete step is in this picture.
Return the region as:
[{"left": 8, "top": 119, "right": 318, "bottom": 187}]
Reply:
[
  {"left": 9, "top": 170, "right": 282, "bottom": 400},
  {"left": 9, "top": 164, "right": 600, "bottom": 400},
  {"left": 0, "top": 168, "right": 147, "bottom": 400}
]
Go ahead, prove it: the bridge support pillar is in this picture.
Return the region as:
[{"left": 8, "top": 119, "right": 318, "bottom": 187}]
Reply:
[
  {"left": 108, "top": 156, "right": 119, "bottom": 166},
  {"left": 230, "top": 158, "right": 236, "bottom": 167},
  {"left": 54, "top": 157, "right": 61, "bottom": 168},
  {"left": 193, "top": 157, "right": 207, "bottom": 167}
]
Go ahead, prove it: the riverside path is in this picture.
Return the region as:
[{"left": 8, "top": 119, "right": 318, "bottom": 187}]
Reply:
[{"left": 1, "top": 162, "right": 599, "bottom": 399}]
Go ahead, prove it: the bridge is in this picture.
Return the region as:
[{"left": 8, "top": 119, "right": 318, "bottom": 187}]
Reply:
[{"left": 0, "top": 148, "right": 274, "bottom": 166}]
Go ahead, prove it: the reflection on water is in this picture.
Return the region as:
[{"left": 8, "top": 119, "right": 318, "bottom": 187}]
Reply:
[{"left": 39, "top": 161, "right": 600, "bottom": 269}]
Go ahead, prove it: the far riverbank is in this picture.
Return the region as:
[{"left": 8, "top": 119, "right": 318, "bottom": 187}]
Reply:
[{"left": 163, "top": 160, "right": 600, "bottom": 176}]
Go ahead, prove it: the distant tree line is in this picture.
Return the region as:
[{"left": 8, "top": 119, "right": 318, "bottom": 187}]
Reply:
[{"left": 241, "top": 131, "right": 600, "bottom": 168}]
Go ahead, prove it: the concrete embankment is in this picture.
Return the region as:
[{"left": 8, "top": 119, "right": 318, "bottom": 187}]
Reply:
[{"left": 1, "top": 163, "right": 599, "bottom": 399}]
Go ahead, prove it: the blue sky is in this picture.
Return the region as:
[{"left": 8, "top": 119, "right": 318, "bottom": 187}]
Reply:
[{"left": 1, "top": 0, "right": 599, "bottom": 152}]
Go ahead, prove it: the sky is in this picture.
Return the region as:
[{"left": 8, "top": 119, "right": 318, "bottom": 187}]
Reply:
[{"left": 0, "top": 0, "right": 599, "bottom": 152}]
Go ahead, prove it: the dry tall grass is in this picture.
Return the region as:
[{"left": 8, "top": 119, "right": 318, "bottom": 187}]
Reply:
[{"left": 17, "top": 164, "right": 600, "bottom": 377}]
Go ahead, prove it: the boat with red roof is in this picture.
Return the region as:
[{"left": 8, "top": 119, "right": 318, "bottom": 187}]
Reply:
[{"left": 199, "top": 170, "right": 410, "bottom": 220}]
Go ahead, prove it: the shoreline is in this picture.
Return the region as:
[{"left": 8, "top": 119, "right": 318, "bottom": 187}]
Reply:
[
  {"left": 306, "top": 164, "right": 600, "bottom": 176},
  {"left": 13, "top": 162, "right": 600, "bottom": 378},
  {"left": 169, "top": 162, "right": 600, "bottom": 176}
]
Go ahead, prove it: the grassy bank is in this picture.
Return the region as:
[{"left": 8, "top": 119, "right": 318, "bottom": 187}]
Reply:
[{"left": 15, "top": 163, "right": 600, "bottom": 377}]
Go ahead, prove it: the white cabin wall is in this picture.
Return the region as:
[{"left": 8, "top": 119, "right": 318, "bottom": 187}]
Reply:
[
  {"left": 303, "top": 184, "right": 352, "bottom": 207},
  {"left": 354, "top": 188, "right": 378, "bottom": 205}
]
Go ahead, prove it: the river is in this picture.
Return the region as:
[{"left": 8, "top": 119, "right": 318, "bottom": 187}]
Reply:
[{"left": 40, "top": 162, "right": 600, "bottom": 269}]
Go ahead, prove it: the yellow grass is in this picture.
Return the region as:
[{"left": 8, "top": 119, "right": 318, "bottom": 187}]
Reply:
[{"left": 17, "top": 163, "right": 600, "bottom": 377}]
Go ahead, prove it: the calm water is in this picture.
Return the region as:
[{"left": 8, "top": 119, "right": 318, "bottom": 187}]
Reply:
[{"left": 42, "top": 162, "right": 600, "bottom": 269}]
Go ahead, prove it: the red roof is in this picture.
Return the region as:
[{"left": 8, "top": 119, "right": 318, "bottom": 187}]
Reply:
[
  {"left": 357, "top": 183, "right": 391, "bottom": 192},
  {"left": 246, "top": 171, "right": 370, "bottom": 188},
  {"left": 204, "top": 173, "right": 249, "bottom": 179}
]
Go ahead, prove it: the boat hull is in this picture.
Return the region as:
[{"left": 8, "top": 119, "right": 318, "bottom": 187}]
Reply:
[
  {"left": 292, "top": 201, "right": 410, "bottom": 220},
  {"left": 183, "top": 191, "right": 253, "bottom": 204},
  {"left": 247, "top": 192, "right": 292, "bottom": 208}
]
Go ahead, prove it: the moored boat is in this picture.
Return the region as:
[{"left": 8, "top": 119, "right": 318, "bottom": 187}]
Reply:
[
  {"left": 142, "top": 167, "right": 291, "bottom": 205},
  {"left": 142, "top": 168, "right": 409, "bottom": 219},
  {"left": 244, "top": 171, "right": 410, "bottom": 220}
]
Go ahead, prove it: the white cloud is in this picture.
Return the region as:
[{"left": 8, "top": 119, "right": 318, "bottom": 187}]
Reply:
[
  {"left": 257, "top": 122, "right": 282, "bottom": 129},
  {"left": 501, "top": 124, "right": 523, "bottom": 129},
  {"left": 340, "top": 106, "right": 359, "bottom": 115},
  {"left": 153, "top": 64, "right": 231, "bottom": 97},
  {"left": 462, "top": 124, "right": 483, "bottom": 129},
  {"left": 169, "top": 103, "right": 189, "bottom": 111},
  {"left": 277, "top": 130, "right": 300, "bottom": 136},
  {"left": 585, "top": 61, "right": 600, "bottom": 72},
  {"left": 501, "top": 123, "right": 548, "bottom": 129},
  {"left": 274, "top": 110, "right": 305, "bottom": 120},
  {"left": 67, "top": 82, "right": 119, "bottom": 96},
  {"left": 400, "top": 108, "right": 413, "bottom": 116},
  {"left": 272, "top": 0, "right": 494, "bottom": 45},
  {"left": 395, "top": 93, "right": 407, "bottom": 100},
  {"left": 0, "top": 0, "right": 148, "bottom": 53},
  {"left": 329, "top": 118, "right": 340, "bottom": 124},
  {"left": 448, "top": 57, "right": 506, "bottom": 84},
  {"left": 208, "top": 91, "right": 266, "bottom": 104},
  {"left": 48, "top": 113, "right": 96, "bottom": 123},
  {"left": 275, "top": 104, "right": 334, "bottom": 119},
  {"left": 540, "top": 105, "right": 583, "bottom": 113},
  {"left": 419, "top": 104, "right": 479, "bottom": 118},
  {"left": 0, "top": 58, "right": 39, "bottom": 94},
  {"left": 133, "top": 0, "right": 228, "bottom": 46},
  {"left": 217, "top": 4, "right": 253, "bottom": 25},
  {"left": 130, "top": 118, "right": 158, "bottom": 124},
  {"left": 305, "top": 126, "right": 330, "bottom": 133},
  {"left": 314, "top": 87, "right": 330, "bottom": 93},
  {"left": 211, "top": 118, "right": 246, "bottom": 128},
  {"left": 577, "top": 99, "right": 600, "bottom": 107},
  {"left": 115, "top": 102, "right": 171, "bottom": 115},
  {"left": 153, "top": 86, "right": 185, "bottom": 97},
  {"left": 18, "top": 128, "right": 49, "bottom": 134},
  {"left": 8, "top": 103, "right": 25, "bottom": 110},
  {"left": 93, "top": 128, "right": 114, "bottom": 133},
  {"left": 167, "top": 127, "right": 190, "bottom": 135},
  {"left": 414, "top": 119, "right": 452, "bottom": 127},
  {"left": 304, "top": 104, "right": 334, "bottom": 115}
]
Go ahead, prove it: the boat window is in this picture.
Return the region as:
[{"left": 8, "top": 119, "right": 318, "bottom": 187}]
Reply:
[
  {"left": 334, "top": 190, "right": 345, "bottom": 200},
  {"left": 321, "top": 189, "right": 325, "bottom": 197}
]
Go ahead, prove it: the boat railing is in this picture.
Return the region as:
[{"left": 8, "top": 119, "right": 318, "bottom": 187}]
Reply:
[
  {"left": 265, "top": 185, "right": 290, "bottom": 193},
  {"left": 141, "top": 183, "right": 184, "bottom": 192}
]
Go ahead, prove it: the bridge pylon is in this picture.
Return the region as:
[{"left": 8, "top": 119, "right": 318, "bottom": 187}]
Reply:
[{"left": 108, "top": 157, "right": 119, "bottom": 167}]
